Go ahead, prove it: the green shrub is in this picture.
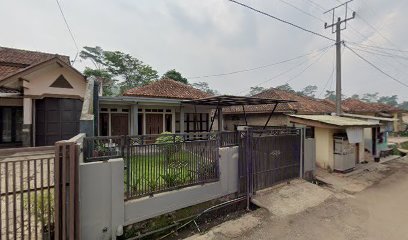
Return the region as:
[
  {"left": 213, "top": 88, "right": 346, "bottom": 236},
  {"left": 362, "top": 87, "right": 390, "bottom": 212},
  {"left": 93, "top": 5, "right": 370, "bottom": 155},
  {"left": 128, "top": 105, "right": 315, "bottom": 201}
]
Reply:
[
  {"left": 155, "top": 132, "right": 184, "bottom": 163},
  {"left": 24, "top": 191, "right": 55, "bottom": 226}
]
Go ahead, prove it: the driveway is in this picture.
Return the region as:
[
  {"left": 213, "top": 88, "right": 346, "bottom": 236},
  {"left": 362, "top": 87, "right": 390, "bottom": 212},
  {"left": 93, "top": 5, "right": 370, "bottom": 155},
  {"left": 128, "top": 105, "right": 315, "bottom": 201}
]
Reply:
[{"left": 186, "top": 157, "right": 408, "bottom": 240}]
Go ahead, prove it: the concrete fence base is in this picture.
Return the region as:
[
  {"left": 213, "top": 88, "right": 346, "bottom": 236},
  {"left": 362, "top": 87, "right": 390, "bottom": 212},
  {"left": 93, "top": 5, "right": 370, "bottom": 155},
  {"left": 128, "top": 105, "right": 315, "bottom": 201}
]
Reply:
[{"left": 79, "top": 146, "right": 239, "bottom": 239}]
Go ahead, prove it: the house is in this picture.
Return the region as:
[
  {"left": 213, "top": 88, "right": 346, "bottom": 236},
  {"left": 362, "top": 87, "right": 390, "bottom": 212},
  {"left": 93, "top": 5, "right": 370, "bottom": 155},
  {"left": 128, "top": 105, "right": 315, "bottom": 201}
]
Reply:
[
  {"left": 223, "top": 88, "right": 342, "bottom": 130},
  {"left": 342, "top": 98, "right": 405, "bottom": 132},
  {"left": 0, "top": 47, "right": 87, "bottom": 148},
  {"left": 97, "top": 78, "right": 213, "bottom": 137},
  {"left": 289, "top": 115, "right": 379, "bottom": 171}
]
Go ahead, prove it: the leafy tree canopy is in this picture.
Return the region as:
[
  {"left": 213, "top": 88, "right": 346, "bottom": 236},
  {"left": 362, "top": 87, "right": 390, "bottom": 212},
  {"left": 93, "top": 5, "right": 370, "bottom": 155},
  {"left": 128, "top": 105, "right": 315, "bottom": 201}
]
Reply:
[
  {"left": 361, "top": 92, "right": 379, "bottom": 103},
  {"left": 80, "top": 46, "right": 158, "bottom": 96},
  {"left": 378, "top": 95, "right": 398, "bottom": 106},
  {"left": 325, "top": 90, "right": 336, "bottom": 101},
  {"left": 275, "top": 83, "right": 295, "bottom": 92},
  {"left": 162, "top": 69, "right": 188, "bottom": 84},
  {"left": 248, "top": 86, "right": 266, "bottom": 96},
  {"left": 191, "top": 82, "right": 219, "bottom": 96},
  {"left": 298, "top": 85, "right": 318, "bottom": 97}
]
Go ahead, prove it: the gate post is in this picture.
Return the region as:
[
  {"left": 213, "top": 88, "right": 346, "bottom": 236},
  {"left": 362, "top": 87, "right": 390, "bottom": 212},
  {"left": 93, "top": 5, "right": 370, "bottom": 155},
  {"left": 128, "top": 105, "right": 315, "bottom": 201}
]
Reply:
[
  {"left": 245, "top": 128, "right": 253, "bottom": 210},
  {"left": 55, "top": 141, "right": 80, "bottom": 240},
  {"left": 299, "top": 128, "right": 304, "bottom": 179}
]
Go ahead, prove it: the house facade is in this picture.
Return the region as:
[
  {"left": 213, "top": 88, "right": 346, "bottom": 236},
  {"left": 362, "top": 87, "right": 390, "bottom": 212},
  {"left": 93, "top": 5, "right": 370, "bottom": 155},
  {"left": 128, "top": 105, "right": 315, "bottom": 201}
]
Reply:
[
  {"left": 97, "top": 79, "right": 214, "bottom": 137},
  {"left": 223, "top": 88, "right": 341, "bottom": 130},
  {"left": 0, "top": 47, "right": 87, "bottom": 148}
]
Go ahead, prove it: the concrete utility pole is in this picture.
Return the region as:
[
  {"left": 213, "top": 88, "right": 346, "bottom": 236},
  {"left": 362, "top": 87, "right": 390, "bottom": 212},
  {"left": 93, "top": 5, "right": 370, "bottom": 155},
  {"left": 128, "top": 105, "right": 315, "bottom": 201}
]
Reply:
[{"left": 324, "top": 0, "right": 355, "bottom": 115}]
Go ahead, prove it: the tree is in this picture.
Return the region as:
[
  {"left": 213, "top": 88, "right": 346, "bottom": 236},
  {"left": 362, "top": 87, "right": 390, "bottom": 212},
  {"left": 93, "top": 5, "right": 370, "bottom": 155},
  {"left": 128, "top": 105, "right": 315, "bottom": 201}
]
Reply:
[
  {"left": 162, "top": 69, "right": 188, "bottom": 84},
  {"left": 248, "top": 86, "right": 266, "bottom": 96},
  {"left": 351, "top": 94, "right": 360, "bottom": 99},
  {"left": 275, "top": 83, "right": 295, "bottom": 92},
  {"left": 83, "top": 68, "right": 117, "bottom": 96},
  {"left": 399, "top": 101, "right": 408, "bottom": 111},
  {"left": 191, "top": 82, "right": 219, "bottom": 95},
  {"left": 378, "top": 95, "right": 398, "bottom": 106},
  {"left": 80, "top": 46, "right": 158, "bottom": 95},
  {"left": 324, "top": 90, "right": 336, "bottom": 101},
  {"left": 299, "top": 85, "right": 318, "bottom": 97},
  {"left": 361, "top": 92, "right": 379, "bottom": 103}
]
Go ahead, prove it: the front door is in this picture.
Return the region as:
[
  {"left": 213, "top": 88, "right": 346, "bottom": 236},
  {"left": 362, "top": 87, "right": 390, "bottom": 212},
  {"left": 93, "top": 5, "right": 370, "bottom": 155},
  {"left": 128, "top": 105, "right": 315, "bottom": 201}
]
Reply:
[
  {"left": 111, "top": 114, "right": 129, "bottom": 136},
  {"left": 146, "top": 114, "right": 163, "bottom": 134},
  {"left": 35, "top": 98, "right": 82, "bottom": 146}
]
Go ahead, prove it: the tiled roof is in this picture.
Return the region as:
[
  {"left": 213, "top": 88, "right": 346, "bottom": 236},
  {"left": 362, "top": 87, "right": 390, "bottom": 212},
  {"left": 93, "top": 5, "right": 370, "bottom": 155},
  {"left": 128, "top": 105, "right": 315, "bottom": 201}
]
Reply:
[
  {"left": 0, "top": 87, "right": 21, "bottom": 94},
  {"left": 342, "top": 98, "right": 401, "bottom": 113},
  {"left": 223, "top": 88, "right": 338, "bottom": 114},
  {"left": 289, "top": 115, "right": 379, "bottom": 127},
  {"left": 123, "top": 78, "right": 211, "bottom": 100},
  {"left": 0, "top": 47, "right": 70, "bottom": 81}
]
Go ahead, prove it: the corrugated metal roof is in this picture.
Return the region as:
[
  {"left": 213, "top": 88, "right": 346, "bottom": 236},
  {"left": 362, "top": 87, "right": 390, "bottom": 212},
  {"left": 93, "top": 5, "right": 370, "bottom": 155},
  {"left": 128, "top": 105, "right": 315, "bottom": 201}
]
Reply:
[
  {"left": 341, "top": 113, "right": 398, "bottom": 122},
  {"left": 289, "top": 114, "right": 379, "bottom": 127}
]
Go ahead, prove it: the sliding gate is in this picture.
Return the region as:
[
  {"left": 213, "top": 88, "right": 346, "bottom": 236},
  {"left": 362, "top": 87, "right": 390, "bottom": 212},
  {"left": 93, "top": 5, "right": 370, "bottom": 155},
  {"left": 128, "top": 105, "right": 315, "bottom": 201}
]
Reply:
[{"left": 238, "top": 128, "right": 303, "bottom": 195}]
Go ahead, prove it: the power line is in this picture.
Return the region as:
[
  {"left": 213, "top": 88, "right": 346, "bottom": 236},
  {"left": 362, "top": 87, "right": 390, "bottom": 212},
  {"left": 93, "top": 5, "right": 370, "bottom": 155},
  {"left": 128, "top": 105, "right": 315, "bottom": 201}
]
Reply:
[
  {"left": 318, "top": 51, "right": 335, "bottom": 98},
  {"left": 55, "top": 0, "right": 80, "bottom": 64},
  {"left": 188, "top": 44, "right": 334, "bottom": 79},
  {"left": 347, "top": 45, "right": 408, "bottom": 62},
  {"left": 285, "top": 47, "right": 331, "bottom": 84},
  {"left": 279, "top": 0, "right": 325, "bottom": 23},
  {"left": 227, "top": 0, "right": 335, "bottom": 42},
  {"left": 345, "top": 44, "right": 408, "bottom": 88},
  {"left": 346, "top": 41, "right": 408, "bottom": 54},
  {"left": 236, "top": 45, "right": 333, "bottom": 95}
]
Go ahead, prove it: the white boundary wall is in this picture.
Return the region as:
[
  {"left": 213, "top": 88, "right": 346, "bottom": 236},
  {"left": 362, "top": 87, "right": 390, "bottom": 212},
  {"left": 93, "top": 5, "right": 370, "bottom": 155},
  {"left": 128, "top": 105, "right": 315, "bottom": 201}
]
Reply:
[{"left": 79, "top": 146, "right": 239, "bottom": 239}]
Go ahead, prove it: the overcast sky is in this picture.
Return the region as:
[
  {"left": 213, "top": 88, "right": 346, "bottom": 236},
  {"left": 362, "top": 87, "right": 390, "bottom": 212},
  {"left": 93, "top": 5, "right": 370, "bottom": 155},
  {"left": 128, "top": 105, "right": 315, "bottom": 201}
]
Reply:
[{"left": 1, "top": 0, "right": 408, "bottom": 101}]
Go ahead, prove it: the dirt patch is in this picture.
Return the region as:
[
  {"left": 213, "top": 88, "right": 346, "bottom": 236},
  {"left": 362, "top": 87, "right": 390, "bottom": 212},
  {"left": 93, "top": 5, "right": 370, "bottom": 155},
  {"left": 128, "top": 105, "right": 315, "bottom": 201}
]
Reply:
[{"left": 251, "top": 179, "right": 332, "bottom": 217}]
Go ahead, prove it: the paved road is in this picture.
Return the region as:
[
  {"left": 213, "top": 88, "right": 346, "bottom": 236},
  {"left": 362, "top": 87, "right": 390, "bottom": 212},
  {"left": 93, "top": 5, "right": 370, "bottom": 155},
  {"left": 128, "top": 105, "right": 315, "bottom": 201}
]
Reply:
[{"left": 235, "top": 158, "right": 408, "bottom": 240}]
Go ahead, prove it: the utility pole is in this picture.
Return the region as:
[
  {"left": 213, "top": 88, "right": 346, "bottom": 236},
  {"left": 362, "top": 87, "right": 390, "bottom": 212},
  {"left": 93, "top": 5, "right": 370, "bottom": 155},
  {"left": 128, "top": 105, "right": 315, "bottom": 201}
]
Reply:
[{"left": 324, "top": 0, "right": 355, "bottom": 115}]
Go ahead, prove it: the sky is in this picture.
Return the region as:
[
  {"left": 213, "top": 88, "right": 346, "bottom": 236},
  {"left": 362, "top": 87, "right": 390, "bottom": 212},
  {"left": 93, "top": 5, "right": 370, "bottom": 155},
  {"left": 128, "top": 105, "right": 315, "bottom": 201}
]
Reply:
[{"left": 1, "top": 0, "right": 408, "bottom": 101}]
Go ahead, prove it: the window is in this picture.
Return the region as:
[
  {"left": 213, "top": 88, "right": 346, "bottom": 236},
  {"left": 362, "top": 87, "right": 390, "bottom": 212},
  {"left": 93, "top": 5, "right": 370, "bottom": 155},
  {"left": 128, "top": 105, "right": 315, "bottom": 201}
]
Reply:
[
  {"left": 305, "top": 127, "right": 315, "bottom": 139},
  {"left": 99, "top": 113, "right": 109, "bottom": 136},
  {"left": 184, "top": 113, "right": 209, "bottom": 133}
]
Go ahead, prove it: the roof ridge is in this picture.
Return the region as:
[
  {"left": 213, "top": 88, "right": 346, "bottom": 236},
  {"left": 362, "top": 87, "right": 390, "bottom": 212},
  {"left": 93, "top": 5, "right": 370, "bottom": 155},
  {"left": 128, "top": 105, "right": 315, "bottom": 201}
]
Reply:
[{"left": 0, "top": 46, "right": 70, "bottom": 59}]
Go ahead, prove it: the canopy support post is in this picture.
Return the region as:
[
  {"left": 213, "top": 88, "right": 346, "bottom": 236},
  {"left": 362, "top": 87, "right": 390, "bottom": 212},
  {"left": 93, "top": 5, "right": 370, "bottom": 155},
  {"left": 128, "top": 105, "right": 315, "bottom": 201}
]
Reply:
[
  {"left": 242, "top": 105, "right": 248, "bottom": 126},
  {"left": 263, "top": 103, "right": 278, "bottom": 129}
]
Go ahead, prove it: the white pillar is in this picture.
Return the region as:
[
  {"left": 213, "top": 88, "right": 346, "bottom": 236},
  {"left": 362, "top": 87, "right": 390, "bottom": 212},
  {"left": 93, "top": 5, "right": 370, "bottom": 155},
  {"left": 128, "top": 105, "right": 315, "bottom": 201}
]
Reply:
[
  {"left": 131, "top": 105, "right": 138, "bottom": 135},
  {"left": 23, "top": 98, "right": 32, "bottom": 125},
  {"left": 171, "top": 109, "right": 176, "bottom": 134},
  {"left": 142, "top": 112, "right": 146, "bottom": 135},
  {"left": 180, "top": 107, "right": 185, "bottom": 133}
]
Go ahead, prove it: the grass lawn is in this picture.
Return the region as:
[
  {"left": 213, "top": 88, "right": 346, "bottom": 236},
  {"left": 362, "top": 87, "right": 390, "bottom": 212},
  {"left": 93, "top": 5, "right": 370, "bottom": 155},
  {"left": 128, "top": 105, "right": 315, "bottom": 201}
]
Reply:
[{"left": 124, "top": 150, "right": 217, "bottom": 198}]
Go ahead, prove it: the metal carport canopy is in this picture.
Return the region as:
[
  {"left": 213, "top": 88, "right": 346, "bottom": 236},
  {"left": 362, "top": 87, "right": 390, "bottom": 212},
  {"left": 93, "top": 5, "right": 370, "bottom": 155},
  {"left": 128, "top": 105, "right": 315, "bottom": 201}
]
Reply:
[
  {"left": 183, "top": 95, "right": 296, "bottom": 130},
  {"left": 182, "top": 95, "right": 295, "bottom": 106}
]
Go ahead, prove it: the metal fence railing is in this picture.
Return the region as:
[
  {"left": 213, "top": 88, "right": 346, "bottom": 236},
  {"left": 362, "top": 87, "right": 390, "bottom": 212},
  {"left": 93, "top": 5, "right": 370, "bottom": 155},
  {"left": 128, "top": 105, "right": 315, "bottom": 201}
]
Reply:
[
  {"left": 83, "top": 132, "right": 222, "bottom": 200},
  {"left": 0, "top": 157, "right": 55, "bottom": 240}
]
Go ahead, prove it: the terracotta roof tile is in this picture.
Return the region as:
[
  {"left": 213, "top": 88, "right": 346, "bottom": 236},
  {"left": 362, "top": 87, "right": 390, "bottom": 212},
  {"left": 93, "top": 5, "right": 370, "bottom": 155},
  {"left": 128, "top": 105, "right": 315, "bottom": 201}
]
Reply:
[
  {"left": 0, "top": 47, "right": 70, "bottom": 80},
  {"left": 123, "top": 78, "right": 211, "bottom": 100},
  {"left": 224, "top": 88, "right": 337, "bottom": 114},
  {"left": 342, "top": 98, "right": 402, "bottom": 113}
]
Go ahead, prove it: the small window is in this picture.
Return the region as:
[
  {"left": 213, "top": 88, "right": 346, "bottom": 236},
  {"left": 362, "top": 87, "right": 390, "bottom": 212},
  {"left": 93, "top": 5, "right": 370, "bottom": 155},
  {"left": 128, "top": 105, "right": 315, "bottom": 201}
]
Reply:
[
  {"left": 122, "top": 109, "right": 129, "bottom": 113},
  {"left": 110, "top": 108, "right": 118, "bottom": 112},
  {"left": 305, "top": 127, "right": 315, "bottom": 139},
  {"left": 158, "top": 109, "right": 163, "bottom": 112},
  {"left": 101, "top": 108, "right": 108, "bottom": 112},
  {"left": 138, "top": 108, "right": 143, "bottom": 112},
  {"left": 166, "top": 109, "right": 171, "bottom": 113},
  {"left": 145, "top": 109, "right": 152, "bottom": 112}
]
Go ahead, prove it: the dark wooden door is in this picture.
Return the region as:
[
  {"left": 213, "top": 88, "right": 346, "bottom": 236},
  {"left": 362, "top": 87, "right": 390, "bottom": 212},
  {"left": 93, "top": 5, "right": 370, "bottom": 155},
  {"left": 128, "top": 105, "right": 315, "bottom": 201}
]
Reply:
[
  {"left": 146, "top": 114, "right": 163, "bottom": 134},
  {"left": 111, "top": 114, "right": 129, "bottom": 136},
  {"left": 35, "top": 98, "right": 82, "bottom": 146}
]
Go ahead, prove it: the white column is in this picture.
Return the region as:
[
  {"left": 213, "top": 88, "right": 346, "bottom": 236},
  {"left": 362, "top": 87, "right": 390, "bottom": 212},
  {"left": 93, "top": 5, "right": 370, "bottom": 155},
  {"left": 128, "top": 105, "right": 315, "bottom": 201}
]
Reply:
[
  {"left": 131, "top": 105, "right": 138, "bottom": 135},
  {"left": 171, "top": 109, "right": 176, "bottom": 134},
  {"left": 180, "top": 107, "right": 185, "bottom": 133},
  {"left": 23, "top": 98, "right": 32, "bottom": 125},
  {"left": 142, "top": 112, "right": 146, "bottom": 135}
]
